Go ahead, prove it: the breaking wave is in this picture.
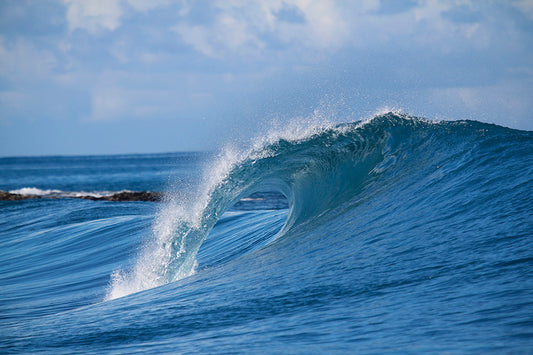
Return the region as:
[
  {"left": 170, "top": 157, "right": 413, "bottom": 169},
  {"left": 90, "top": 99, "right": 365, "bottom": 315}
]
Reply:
[{"left": 106, "top": 112, "right": 532, "bottom": 300}]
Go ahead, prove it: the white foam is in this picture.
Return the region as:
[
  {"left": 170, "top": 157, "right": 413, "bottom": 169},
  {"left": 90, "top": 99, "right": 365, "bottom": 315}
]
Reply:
[
  {"left": 106, "top": 185, "right": 206, "bottom": 300},
  {"left": 9, "top": 187, "right": 123, "bottom": 199},
  {"left": 9, "top": 187, "right": 62, "bottom": 196}
]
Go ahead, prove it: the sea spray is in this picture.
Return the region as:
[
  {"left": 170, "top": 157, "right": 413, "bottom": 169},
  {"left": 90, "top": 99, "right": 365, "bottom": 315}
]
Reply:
[
  {"left": 106, "top": 182, "right": 210, "bottom": 299},
  {"left": 106, "top": 112, "right": 337, "bottom": 300}
]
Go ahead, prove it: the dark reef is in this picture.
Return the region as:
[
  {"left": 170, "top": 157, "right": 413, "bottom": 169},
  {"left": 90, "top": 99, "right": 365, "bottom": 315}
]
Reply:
[
  {"left": 0, "top": 191, "right": 35, "bottom": 200},
  {"left": 0, "top": 190, "right": 162, "bottom": 202},
  {"left": 82, "top": 191, "right": 162, "bottom": 202}
]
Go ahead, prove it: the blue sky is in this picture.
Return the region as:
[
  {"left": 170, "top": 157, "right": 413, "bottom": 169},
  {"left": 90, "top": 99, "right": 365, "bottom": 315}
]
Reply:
[{"left": 0, "top": 0, "right": 532, "bottom": 156}]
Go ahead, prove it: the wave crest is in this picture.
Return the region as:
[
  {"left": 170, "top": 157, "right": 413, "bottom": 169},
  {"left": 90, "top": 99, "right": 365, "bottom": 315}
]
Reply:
[{"left": 106, "top": 112, "right": 514, "bottom": 300}]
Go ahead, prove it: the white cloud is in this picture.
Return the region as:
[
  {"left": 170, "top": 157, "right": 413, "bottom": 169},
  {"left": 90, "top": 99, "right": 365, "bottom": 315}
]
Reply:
[
  {"left": 173, "top": 0, "right": 349, "bottom": 58},
  {"left": 173, "top": 3, "right": 270, "bottom": 58},
  {"left": 59, "top": 0, "right": 499, "bottom": 61},
  {"left": 409, "top": 0, "right": 490, "bottom": 50},
  {"left": 288, "top": 0, "right": 352, "bottom": 48},
  {"left": 62, "top": 0, "right": 173, "bottom": 34},
  {"left": 173, "top": 15, "right": 264, "bottom": 59},
  {"left": 64, "top": 0, "right": 122, "bottom": 33},
  {"left": 173, "top": 24, "right": 218, "bottom": 58},
  {"left": 171, "top": 0, "right": 497, "bottom": 59}
]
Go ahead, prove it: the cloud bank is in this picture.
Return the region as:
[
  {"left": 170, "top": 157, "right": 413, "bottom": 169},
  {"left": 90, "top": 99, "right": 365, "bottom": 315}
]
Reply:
[{"left": 0, "top": 0, "right": 532, "bottom": 155}]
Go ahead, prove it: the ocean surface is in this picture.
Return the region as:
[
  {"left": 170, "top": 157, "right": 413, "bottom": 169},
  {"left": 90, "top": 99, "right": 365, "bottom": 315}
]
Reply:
[{"left": 1, "top": 113, "right": 532, "bottom": 353}]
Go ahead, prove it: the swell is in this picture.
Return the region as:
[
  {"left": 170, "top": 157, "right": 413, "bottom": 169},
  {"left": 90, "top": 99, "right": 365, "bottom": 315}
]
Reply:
[{"left": 106, "top": 112, "right": 532, "bottom": 299}]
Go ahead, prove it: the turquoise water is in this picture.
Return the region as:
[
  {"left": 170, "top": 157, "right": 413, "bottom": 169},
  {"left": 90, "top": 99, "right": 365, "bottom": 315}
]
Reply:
[{"left": 1, "top": 114, "right": 532, "bottom": 353}]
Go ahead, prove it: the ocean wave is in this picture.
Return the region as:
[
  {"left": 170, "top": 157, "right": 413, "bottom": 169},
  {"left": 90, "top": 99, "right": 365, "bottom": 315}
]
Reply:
[{"left": 106, "top": 112, "right": 531, "bottom": 300}]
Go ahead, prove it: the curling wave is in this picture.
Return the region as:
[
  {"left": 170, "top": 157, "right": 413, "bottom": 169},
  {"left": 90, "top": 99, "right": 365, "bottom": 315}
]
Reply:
[{"left": 106, "top": 112, "right": 532, "bottom": 299}]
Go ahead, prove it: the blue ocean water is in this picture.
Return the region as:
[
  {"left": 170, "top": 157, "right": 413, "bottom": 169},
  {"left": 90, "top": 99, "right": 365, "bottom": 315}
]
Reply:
[{"left": 1, "top": 113, "right": 532, "bottom": 353}]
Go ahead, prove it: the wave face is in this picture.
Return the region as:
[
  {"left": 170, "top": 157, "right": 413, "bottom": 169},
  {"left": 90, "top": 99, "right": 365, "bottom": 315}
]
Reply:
[
  {"left": 107, "top": 113, "right": 533, "bottom": 300},
  {"left": 2, "top": 113, "right": 532, "bottom": 353}
]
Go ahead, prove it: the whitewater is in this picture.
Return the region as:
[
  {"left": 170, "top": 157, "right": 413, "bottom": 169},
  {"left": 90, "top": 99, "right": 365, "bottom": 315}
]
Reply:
[{"left": 1, "top": 113, "right": 532, "bottom": 353}]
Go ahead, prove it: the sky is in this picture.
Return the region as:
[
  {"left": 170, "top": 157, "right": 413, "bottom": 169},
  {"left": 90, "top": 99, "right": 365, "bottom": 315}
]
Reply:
[{"left": 0, "top": 0, "right": 532, "bottom": 156}]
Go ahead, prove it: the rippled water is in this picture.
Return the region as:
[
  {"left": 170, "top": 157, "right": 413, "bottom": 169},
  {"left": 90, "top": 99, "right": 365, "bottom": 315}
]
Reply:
[{"left": 1, "top": 114, "right": 532, "bottom": 353}]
